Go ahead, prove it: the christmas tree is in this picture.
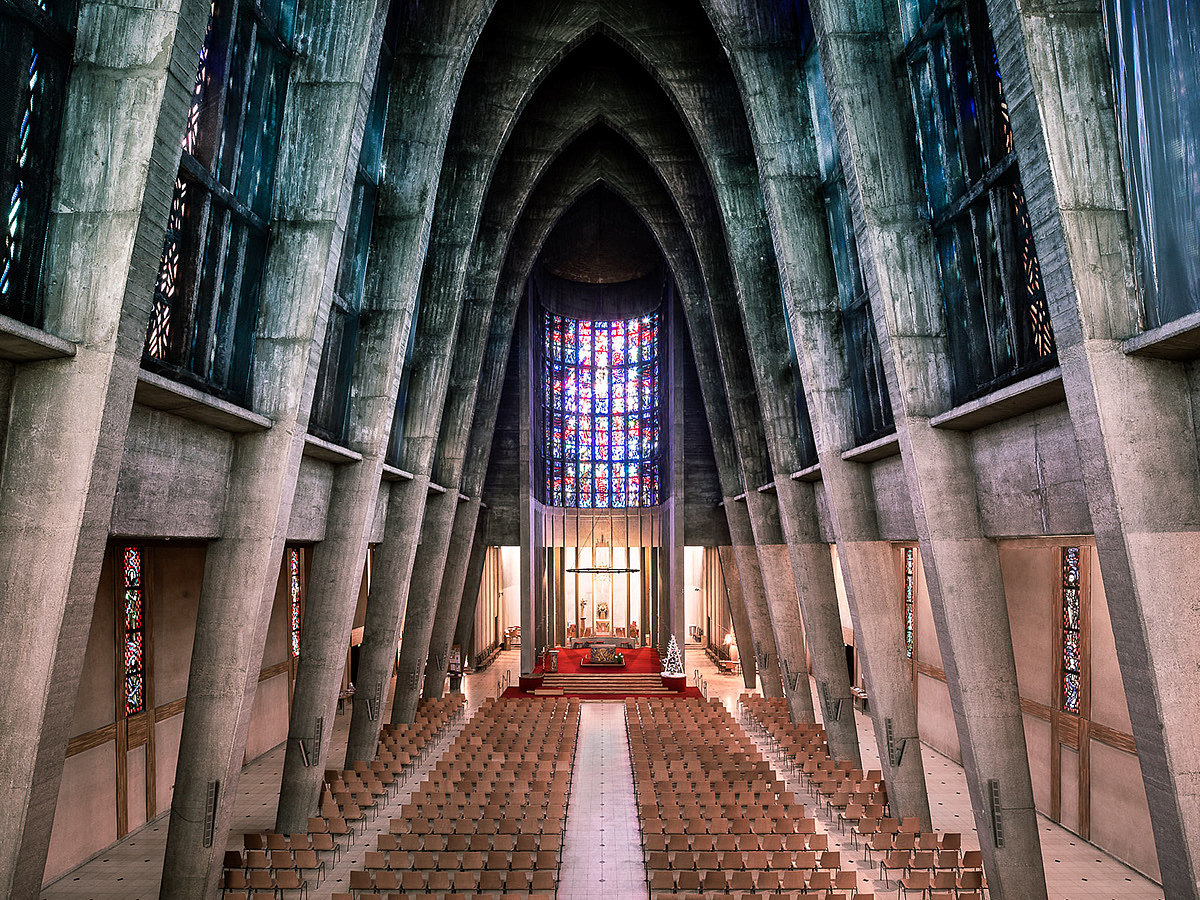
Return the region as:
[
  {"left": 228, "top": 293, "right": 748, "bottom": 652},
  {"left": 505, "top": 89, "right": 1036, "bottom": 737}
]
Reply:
[{"left": 662, "top": 635, "right": 684, "bottom": 676}]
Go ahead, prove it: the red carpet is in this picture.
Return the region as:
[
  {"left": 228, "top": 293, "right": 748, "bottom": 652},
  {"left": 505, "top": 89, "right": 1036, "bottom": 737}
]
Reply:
[
  {"left": 501, "top": 686, "right": 702, "bottom": 700},
  {"left": 551, "top": 646, "right": 660, "bottom": 674}
]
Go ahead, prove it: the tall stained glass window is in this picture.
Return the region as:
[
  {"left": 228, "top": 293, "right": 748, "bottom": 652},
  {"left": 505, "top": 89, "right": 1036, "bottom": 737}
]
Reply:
[
  {"left": 903, "top": 547, "right": 915, "bottom": 659},
  {"left": 1061, "top": 546, "right": 1082, "bottom": 714},
  {"left": 143, "top": 0, "right": 297, "bottom": 405},
  {"left": 542, "top": 311, "right": 662, "bottom": 508},
  {"left": 288, "top": 547, "right": 302, "bottom": 658},
  {"left": 804, "top": 36, "right": 894, "bottom": 445},
  {"left": 122, "top": 546, "right": 146, "bottom": 716},
  {"left": 901, "top": 0, "right": 1057, "bottom": 404},
  {"left": 1103, "top": 0, "right": 1200, "bottom": 329},
  {"left": 0, "top": 0, "right": 75, "bottom": 326}
]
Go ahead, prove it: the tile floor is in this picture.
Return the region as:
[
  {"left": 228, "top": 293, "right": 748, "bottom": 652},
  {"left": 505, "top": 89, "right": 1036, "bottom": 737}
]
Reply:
[
  {"left": 41, "top": 643, "right": 1165, "bottom": 899},
  {"left": 558, "top": 702, "right": 648, "bottom": 900}
]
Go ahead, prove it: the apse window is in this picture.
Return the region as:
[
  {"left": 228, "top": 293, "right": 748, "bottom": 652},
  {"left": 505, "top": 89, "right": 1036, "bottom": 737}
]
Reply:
[{"left": 542, "top": 312, "right": 662, "bottom": 508}]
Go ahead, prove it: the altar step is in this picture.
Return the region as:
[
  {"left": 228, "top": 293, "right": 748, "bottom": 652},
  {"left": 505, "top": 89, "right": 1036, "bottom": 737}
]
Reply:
[{"left": 542, "top": 672, "right": 672, "bottom": 694}]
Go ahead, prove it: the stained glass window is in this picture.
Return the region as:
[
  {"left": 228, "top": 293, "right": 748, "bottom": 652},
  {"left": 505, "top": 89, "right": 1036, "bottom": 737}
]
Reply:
[
  {"left": 288, "top": 547, "right": 302, "bottom": 658},
  {"left": 1061, "top": 546, "right": 1082, "bottom": 714},
  {"left": 122, "top": 546, "right": 146, "bottom": 716},
  {"left": 904, "top": 546, "right": 915, "bottom": 660},
  {"left": 542, "top": 311, "right": 662, "bottom": 508},
  {"left": 1103, "top": 0, "right": 1200, "bottom": 329},
  {"left": 0, "top": 0, "right": 75, "bottom": 326},
  {"left": 902, "top": 0, "right": 1057, "bottom": 405},
  {"left": 143, "top": 0, "right": 296, "bottom": 405},
  {"left": 804, "top": 38, "right": 894, "bottom": 445}
]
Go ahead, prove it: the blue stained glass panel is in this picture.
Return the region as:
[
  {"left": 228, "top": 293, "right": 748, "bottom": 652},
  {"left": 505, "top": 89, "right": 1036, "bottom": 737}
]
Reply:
[
  {"left": 125, "top": 673, "right": 143, "bottom": 717},
  {"left": 1063, "top": 672, "right": 1080, "bottom": 715}
]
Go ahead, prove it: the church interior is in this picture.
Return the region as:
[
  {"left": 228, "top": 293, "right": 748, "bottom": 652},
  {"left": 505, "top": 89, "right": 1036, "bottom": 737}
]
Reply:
[{"left": 0, "top": 0, "right": 1197, "bottom": 897}]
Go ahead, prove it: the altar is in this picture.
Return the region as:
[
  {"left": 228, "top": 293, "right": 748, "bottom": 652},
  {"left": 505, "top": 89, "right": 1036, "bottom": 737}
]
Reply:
[{"left": 579, "top": 645, "right": 626, "bottom": 667}]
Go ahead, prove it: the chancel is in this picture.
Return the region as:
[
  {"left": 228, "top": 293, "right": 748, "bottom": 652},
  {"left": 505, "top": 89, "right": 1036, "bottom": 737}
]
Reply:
[{"left": 0, "top": 0, "right": 1196, "bottom": 898}]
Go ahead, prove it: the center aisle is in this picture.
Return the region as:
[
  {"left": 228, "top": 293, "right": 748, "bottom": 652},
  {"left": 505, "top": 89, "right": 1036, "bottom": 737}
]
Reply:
[{"left": 559, "top": 702, "right": 648, "bottom": 899}]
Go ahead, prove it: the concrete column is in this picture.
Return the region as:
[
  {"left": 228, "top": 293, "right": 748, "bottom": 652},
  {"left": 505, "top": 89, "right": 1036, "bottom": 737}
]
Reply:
[
  {"left": 745, "top": 490, "right": 816, "bottom": 723},
  {"left": 390, "top": 487, "right": 457, "bottom": 722},
  {"left": 160, "top": 3, "right": 379, "bottom": 893},
  {"left": 716, "top": 544, "right": 757, "bottom": 690},
  {"left": 345, "top": 475, "right": 429, "bottom": 762},
  {"left": 777, "top": 480, "right": 861, "bottom": 766},
  {"left": 701, "top": 0, "right": 878, "bottom": 766},
  {"left": 341, "top": 0, "right": 493, "bottom": 766},
  {"left": 725, "top": 500, "right": 784, "bottom": 698},
  {"left": 422, "top": 498, "right": 482, "bottom": 699},
  {"left": 0, "top": 1, "right": 191, "bottom": 892},
  {"left": 272, "top": 2, "right": 399, "bottom": 833},
  {"left": 667, "top": 308, "right": 687, "bottom": 657},
  {"left": 809, "top": 1, "right": 1044, "bottom": 893},
  {"left": 987, "top": 0, "right": 1200, "bottom": 892},
  {"left": 276, "top": 459, "right": 380, "bottom": 831},
  {"left": 518, "top": 309, "right": 538, "bottom": 675},
  {"left": 451, "top": 509, "right": 490, "bottom": 669}
]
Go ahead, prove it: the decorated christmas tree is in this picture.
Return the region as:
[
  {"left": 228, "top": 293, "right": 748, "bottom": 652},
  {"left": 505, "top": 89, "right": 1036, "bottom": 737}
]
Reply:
[{"left": 662, "top": 635, "right": 685, "bottom": 676}]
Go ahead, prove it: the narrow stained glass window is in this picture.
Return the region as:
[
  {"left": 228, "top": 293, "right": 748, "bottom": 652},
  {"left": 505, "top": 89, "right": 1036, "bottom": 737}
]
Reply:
[
  {"left": 122, "top": 546, "right": 146, "bottom": 716},
  {"left": 1062, "top": 546, "right": 1082, "bottom": 714},
  {"left": 0, "top": 0, "right": 75, "bottom": 326},
  {"left": 288, "top": 547, "right": 301, "bottom": 658},
  {"left": 542, "top": 311, "right": 662, "bottom": 508},
  {"left": 904, "top": 547, "right": 915, "bottom": 660}
]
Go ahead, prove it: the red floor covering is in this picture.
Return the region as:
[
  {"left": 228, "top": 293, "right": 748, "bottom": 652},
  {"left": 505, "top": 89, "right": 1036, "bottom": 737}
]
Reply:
[
  {"left": 551, "top": 646, "right": 660, "bottom": 674},
  {"left": 501, "top": 685, "right": 702, "bottom": 700}
]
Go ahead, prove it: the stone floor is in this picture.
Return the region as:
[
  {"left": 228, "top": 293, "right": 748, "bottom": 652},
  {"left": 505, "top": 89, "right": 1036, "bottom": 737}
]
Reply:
[
  {"left": 42, "top": 642, "right": 1165, "bottom": 899},
  {"left": 558, "top": 702, "right": 647, "bottom": 899}
]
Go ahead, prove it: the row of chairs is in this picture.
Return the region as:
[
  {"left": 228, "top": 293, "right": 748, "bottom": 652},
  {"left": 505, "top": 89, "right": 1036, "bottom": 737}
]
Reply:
[
  {"left": 349, "top": 867, "right": 556, "bottom": 894},
  {"left": 345, "top": 696, "right": 581, "bottom": 898},
  {"left": 374, "top": 832, "right": 562, "bottom": 854},
  {"left": 222, "top": 694, "right": 465, "bottom": 898},
  {"left": 641, "top": 816, "right": 821, "bottom": 837},
  {"left": 360, "top": 849, "right": 558, "bottom": 871},
  {"left": 383, "top": 815, "right": 566, "bottom": 836},
  {"left": 646, "top": 849, "right": 842, "bottom": 872},
  {"left": 643, "top": 832, "right": 830, "bottom": 855},
  {"left": 739, "top": 695, "right": 987, "bottom": 899},
  {"left": 628, "top": 696, "right": 871, "bottom": 900},
  {"left": 651, "top": 867, "right": 861, "bottom": 894}
]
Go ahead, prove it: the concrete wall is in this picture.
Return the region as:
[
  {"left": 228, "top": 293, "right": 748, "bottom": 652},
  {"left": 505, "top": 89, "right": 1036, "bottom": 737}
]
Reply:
[
  {"left": 287, "top": 458, "right": 335, "bottom": 544},
  {"left": 971, "top": 405, "right": 1092, "bottom": 538},
  {"left": 111, "top": 407, "right": 233, "bottom": 539},
  {"left": 245, "top": 556, "right": 292, "bottom": 763}
]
